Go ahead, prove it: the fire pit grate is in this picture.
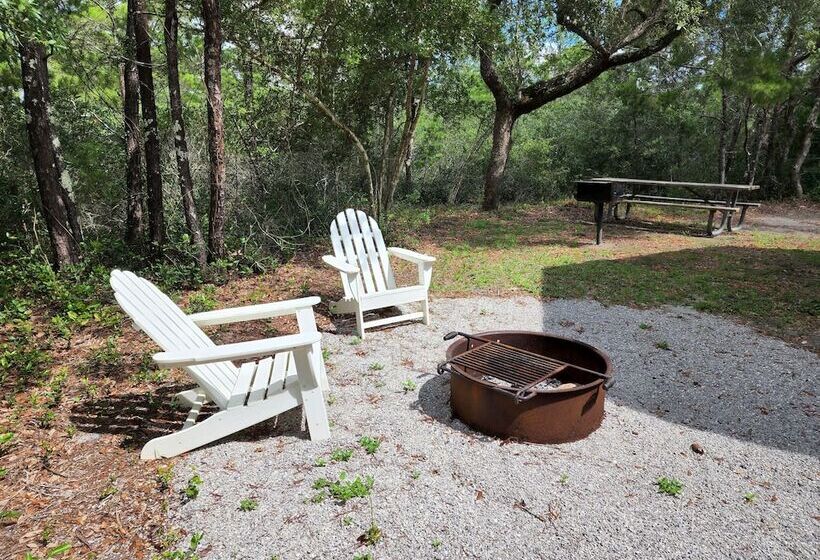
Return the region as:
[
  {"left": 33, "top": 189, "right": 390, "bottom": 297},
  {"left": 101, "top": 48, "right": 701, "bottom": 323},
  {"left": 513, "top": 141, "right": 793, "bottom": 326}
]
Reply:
[{"left": 438, "top": 331, "right": 611, "bottom": 403}]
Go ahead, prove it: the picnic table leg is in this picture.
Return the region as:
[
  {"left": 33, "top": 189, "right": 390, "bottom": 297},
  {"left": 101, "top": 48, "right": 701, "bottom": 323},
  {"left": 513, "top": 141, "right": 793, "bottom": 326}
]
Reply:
[
  {"left": 726, "top": 191, "right": 741, "bottom": 232},
  {"left": 594, "top": 202, "right": 605, "bottom": 245},
  {"left": 707, "top": 208, "right": 731, "bottom": 236}
]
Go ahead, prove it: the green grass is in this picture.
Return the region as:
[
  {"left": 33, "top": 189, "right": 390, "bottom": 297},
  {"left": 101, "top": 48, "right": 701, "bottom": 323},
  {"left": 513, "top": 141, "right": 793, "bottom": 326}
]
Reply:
[{"left": 418, "top": 205, "right": 819, "bottom": 349}]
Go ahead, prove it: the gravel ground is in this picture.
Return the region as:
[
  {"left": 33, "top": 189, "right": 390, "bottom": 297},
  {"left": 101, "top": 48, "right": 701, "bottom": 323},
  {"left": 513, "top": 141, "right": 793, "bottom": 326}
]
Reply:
[{"left": 170, "top": 297, "right": 819, "bottom": 560}]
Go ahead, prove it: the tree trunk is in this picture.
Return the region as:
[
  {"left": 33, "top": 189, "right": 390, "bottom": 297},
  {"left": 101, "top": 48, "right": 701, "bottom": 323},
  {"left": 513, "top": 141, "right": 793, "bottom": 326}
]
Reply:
[
  {"left": 134, "top": 0, "right": 165, "bottom": 248},
  {"left": 747, "top": 108, "right": 774, "bottom": 188},
  {"left": 718, "top": 88, "right": 729, "bottom": 183},
  {"left": 123, "top": 0, "right": 144, "bottom": 245},
  {"left": 202, "top": 0, "right": 227, "bottom": 262},
  {"left": 19, "top": 41, "right": 81, "bottom": 269},
  {"left": 382, "top": 56, "right": 431, "bottom": 214},
  {"left": 482, "top": 103, "right": 516, "bottom": 211},
  {"left": 165, "top": 0, "right": 207, "bottom": 268},
  {"left": 791, "top": 83, "right": 820, "bottom": 197}
]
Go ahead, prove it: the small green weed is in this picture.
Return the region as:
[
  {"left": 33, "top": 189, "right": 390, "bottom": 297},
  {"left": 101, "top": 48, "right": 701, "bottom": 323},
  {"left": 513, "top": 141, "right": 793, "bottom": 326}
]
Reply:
[
  {"left": 37, "top": 410, "right": 56, "bottom": 429},
  {"left": 559, "top": 473, "right": 569, "bottom": 485},
  {"left": 314, "top": 457, "right": 327, "bottom": 467},
  {"left": 330, "top": 448, "right": 354, "bottom": 462},
  {"left": 368, "top": 362, "right": 384, "bottom": 371},
  {"left": 184, "top": 474, "right": 203, "bottom": 500},
  {"left": 744, "top": 492, "right": 757, "bottom": 504},
  {"left": 349, "top": 336, "right": 362, "bottom": 346},
  {"left": 360, "top": 522, "right": 382, "bottom": 545},
  {"left": 157, "top": 465, "right": 174, "bottom": 490},
  {"left": 186, "top": 285, "right": 218, "bottom": 313},
  {"left": 23, "top": 542, "right": 71, "bottom": 559},
  {"left": 0, "top": 466, "right": 7, "bottom": 479},
  {"left": 656, "top": 477, "right": 683, "bottom": 497},
  {"left": 359, "top": 436, "right": 381, "bottom": 454},
  {"left": 312, "top": 472, "right": 374, "bottom": 504},
  {"left": 352, "top": 553, "right": 373, "bottom": 560},
  {"left": 239, "top": 498, "right": 258, "bottom": 512},
  {"left": 155, "top": 530, "right": 203, "bottom": 560},
  {"left": 342, "top": 515, "right": 354, "bottom": 526},
  {"left": 322, "top": 348, "right": 331, "bottom": 361},
  {"left": 1, "top": 509, "right": 21, "bottom": 522},
  {"left": 410, "top": 469, "right": 421, "bottom": 480},
  {"left": 639, "top": 323, "right": 652, "bottom": 330},
  {"left": 401, "top": 379, "right": 417, "bottom": 393},
  {"left": 655, "top": 341, "right": 670, "bottom": 351},
  {"left": 99, "top": 477, "right": 118, "bottom": 500},
  {"left": 432, "top": 537, "right": 443, "bottom": 549},
  {"left": 0, "top": 432, "right": 15, "bottom": 455}
]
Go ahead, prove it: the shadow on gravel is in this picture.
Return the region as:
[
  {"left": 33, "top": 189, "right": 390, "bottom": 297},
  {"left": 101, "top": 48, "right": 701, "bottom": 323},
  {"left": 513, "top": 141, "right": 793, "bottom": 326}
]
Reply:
[
  {"left": 70, "top": 385, "right": 306, "bottom": 450},
  {"left": 414, "top": 372, "right": 511, "bottom": 444},
  {"left": 540, "top": 246, "right": 819, "bottom": 456}
]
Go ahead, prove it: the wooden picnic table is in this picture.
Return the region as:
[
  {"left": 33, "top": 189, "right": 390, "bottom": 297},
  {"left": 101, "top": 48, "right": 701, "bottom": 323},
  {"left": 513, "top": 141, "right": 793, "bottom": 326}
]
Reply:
[{"left": 575, "top": 177, "right": 761, "bottom": 244}]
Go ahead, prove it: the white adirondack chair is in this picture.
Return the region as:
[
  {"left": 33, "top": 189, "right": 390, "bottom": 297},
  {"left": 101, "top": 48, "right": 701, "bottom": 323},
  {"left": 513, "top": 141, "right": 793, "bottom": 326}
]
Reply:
[
  {"left": 322, "top": 209, "right": 435, "bottom": 338},
  {"left": 110, "top": 270, "right": 330, "bottom": 460}
]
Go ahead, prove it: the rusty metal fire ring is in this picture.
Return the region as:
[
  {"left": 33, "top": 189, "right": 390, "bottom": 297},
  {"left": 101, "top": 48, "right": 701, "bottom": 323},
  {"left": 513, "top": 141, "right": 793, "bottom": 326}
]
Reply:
[{"left": 439, "top": 330, "right": 613, "bottom": 444}]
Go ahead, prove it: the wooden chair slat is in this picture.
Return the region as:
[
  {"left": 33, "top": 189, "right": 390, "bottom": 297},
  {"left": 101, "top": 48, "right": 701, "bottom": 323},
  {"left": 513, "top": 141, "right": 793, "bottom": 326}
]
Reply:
[
  {"left": 248, "top": 356, "right": 273, "bottom": 404},
  {"left": 268, "top": 352, "right": 289, "bottom": 393},
  {"left": 334, "top": 213, "right": 368, "bottom": 294},
  {"left": 353, "top": 210, "right": 388, "bottom": 292},
  {"left": 228, "top": 361, "right": 257, "bottom": 408},
  {"left": 342, "top": 208, "right": 377, "bottom": 294}
]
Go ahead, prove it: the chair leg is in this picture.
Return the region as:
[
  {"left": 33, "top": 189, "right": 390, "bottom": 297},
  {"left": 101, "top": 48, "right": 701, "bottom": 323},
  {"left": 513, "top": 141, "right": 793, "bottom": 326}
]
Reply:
[
  {"left": 421, "top": 297, "right": 431, "bottom": 326},
  {"left": 292, "top": 348, "right": 331, "bottom": 441},
  {"left": 355, "top": 306, "right": 365, "bottom": 339}
]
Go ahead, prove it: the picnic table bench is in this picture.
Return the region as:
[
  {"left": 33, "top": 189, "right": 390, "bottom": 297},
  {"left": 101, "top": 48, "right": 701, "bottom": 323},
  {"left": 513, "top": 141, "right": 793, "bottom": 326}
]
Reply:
[{"left": 575, "top": 177, "right": 760, "bottom": 244}]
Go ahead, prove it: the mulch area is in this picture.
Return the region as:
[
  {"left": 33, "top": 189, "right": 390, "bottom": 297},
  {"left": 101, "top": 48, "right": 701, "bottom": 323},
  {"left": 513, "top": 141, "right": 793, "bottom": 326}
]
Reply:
[{"left": 0, "top": 261, "right": 343, "bottom": 559}]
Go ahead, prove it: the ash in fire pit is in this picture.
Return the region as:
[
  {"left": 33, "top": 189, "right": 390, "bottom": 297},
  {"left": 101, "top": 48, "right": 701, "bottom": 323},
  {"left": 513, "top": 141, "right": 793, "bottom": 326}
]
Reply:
[{"left": 439, "top": 331, "right": 613, "bottom": 444}]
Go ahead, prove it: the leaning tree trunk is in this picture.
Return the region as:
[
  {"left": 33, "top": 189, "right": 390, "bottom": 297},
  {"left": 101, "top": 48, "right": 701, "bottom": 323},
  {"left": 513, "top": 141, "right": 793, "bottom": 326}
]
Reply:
[
  {"left": 202, "top": 0, "right": 227, "bottom": 262},
  {"left": 19, "top": 41, "right": 81, "bottom": 269},
  {"left": 165, "top": 0, "right": 207, "bottom": 268},
  {"left": 791, "top": 84, "right": 820, "bottom": 197},
  {"left": 134, "top": 0, "right": 165, "bottom": 248},
  {"left": 482, "top": 103, "right": 516, "bottom": 211},
  {"left": 123, "top": 0, "right": 144, "bottom": 245}
]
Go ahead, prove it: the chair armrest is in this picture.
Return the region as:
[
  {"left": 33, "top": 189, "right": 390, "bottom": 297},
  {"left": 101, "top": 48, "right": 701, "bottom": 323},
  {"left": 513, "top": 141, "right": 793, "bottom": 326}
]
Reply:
[
  {"left": 153, "top": 332, "right": 322, "bottom": 367},
  {"left": 388, "top": 247, "right": 436, "bottom": 264},
  {"left": 188, "top": 297, "right": 320, "bottom": 327},
  {"left": 322, "top": 255, "right": 360, "bottom": 274}
]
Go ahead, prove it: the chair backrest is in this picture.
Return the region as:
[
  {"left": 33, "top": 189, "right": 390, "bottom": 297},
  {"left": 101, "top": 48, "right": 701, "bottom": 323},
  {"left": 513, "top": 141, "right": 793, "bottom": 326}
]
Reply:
[
  {"left": 330, "top": 209, "right": 396, "bottom": 297},
  {"left": 110, "top": 270, "right": 236, "bottom": 409}
]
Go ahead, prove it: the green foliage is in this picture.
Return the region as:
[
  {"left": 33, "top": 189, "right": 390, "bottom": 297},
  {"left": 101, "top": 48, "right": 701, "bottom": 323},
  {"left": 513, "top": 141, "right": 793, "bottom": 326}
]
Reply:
[
  {"left": 157, "top": 465, "right": 174, "bottom": 490},
  {"left": 0, "top": 432, "right": 15, "bottom": 455},
  {"left": 359, "top": 436, "right": 381, "bottom": 454},
  {"left": 360, "top": 522, "right": 382, "bottom": 546},
  {"left": 656, "top": 477, "right": 684, "bottom": 497},
  {"left": 312, "top": 472, "right": 374, "bottom": 504},
  {"left": 154, "top": 531, "right": 203, "bottom": 560},
  {"left": 401, "top": 379, "right": 417, "bottom": 393},
  {"left": 186, "top": 285, "right": 219, "bottom": 313},
  {"left": 330, "top": 448, "right": 354, "bottom": 462},
  {"left": 239, "top": 498, "right": 258, "bottom": 512},
  {"left": 368, "top": 362, "right": 384, "bottom": 371},
  {"left": 184, "top": 474, "right": 203, "bottom": 501}
]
